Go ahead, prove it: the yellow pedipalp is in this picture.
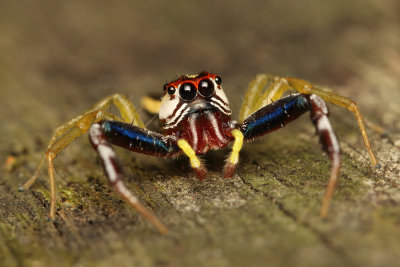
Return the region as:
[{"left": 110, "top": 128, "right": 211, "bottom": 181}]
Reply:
[
  {"left": 177, "top": 139, "right": 201, "bottom": 168},
  {"left": 229, "top": 129, "right": 244, "bottom": 164}
]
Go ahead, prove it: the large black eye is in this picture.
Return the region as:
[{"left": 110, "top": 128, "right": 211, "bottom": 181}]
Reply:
[
  {"left": 179, "top": 83, "right": 197, "bottom": 101},
  {"left": 198, "top": 78, "right": 215, "bottom": 97},
  {"left": 215, "top": 76, "right": 222, "bottom": 85}
]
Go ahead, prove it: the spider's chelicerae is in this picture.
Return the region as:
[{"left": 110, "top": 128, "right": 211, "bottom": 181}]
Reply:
[{"left": 21, "top": 72, "right": 377, "bottom": 234}]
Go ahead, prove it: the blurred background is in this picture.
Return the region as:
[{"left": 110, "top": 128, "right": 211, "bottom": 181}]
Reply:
[
  {"left": 1, "top": 0, "right": 399, "bottom": 130},
  {"left": 0, "top": 0, "right": 399, "bottom": 266}
]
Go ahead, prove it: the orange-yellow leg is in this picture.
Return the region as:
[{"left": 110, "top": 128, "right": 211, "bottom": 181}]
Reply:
[
  {"left": 21, "top": 94, "right": 144, "bottom": 220},
  {"left": 239, "top": 74, "right": 290, "bottom": 122},
  {"left": 23, "top": 111, "right": 111, "bottom": 219},
  {"left": 239, "top": 74, "right": 268, "bottom": 121},
  {"left": 20, "top": 112, "right": 120, "bottom": 192},
  {"left": 91, "top": 93, "right": 146, "bottom": 128},
  {"left": 22, "top": 94, "right": 143, "bottom": 191}
]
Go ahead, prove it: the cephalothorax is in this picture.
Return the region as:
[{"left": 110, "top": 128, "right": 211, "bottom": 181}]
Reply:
[{"left": 21, "top": 72, "right": 377, "bottom": 234}]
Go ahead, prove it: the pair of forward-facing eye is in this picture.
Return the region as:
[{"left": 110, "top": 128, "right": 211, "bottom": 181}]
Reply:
[{"left": 165, "top": 77, "right": 221, "bottom": 101}]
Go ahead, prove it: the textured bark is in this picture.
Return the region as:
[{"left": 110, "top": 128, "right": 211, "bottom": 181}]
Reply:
[{"left": 1, "top": 1, "right": 400, "bottom": 266}]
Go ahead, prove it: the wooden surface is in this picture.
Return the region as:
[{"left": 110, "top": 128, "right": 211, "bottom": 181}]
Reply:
[{"left": 1, "top": 1, "right": 400, "bottom": 266}]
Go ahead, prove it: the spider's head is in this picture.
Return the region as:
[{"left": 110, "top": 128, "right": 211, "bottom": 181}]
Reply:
[{"left": 159, "top": 71, "right": 231, "bottom": 130}]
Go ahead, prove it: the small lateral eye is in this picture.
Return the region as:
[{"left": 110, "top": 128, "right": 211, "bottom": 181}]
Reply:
[
  {"left": 167, "top": 86, "right": 176, "bottom": 95},
  {"left": 179, "top": 83, "right": 197, "bottom": 101},
  {"left": 163, "top": 84, "right": 176, "bottom": 95},
  {"left": 198, "top": 78, "right": 215, "bottom": 97},
  {"left": 214, "top": 76, "right": 222, "bottom": 85}
]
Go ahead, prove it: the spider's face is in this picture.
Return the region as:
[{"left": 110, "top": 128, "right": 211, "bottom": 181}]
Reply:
[{"left": 159, "top": 72, "right": 231, "bottom": 130}]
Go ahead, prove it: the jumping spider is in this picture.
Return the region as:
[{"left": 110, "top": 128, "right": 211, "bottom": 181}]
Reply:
[{"left": 21, "top": 72, "right": 377, "bottom": 234}]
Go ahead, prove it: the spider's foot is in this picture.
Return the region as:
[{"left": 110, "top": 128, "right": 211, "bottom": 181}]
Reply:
[
  {"left": 194, "top": 166, "right": 207, "bottom": 180},
  {"left": 223, "top": 162, "right": 237, "bottom": 178}
]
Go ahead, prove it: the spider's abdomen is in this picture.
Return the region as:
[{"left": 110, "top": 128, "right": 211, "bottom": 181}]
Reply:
[{"left": 164, "top": 110, "right": 233, "bottom": 154}]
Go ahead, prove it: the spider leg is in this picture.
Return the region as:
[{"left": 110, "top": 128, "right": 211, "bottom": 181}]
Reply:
[
  {"left": 239, "top": 93, "right": 341, "bottom": 217},
  {"left": 21, "top": 94, "right": 144, "bottom": 192},
  {"left": 91, "top": 94, "right": 145, "bottom": 128},
  {"left": 308, "top": 95, "right": 341, "bottom": 218},
  {"left": 89, "top": 120, "right": 180, "bottom": 234},
  {"left": 286, "top": 77, "right": 377, "bottom": 166},
  {"left": 239, "top": 74, "right": 290, "bottom": 122},
  {"left": 240, "top": 74, "right": 377, "bottom": 166},
  {"left": 21, "top": 94, "right": 148, "bottom": 220},
  {"left": 21, "top": 110, "right": 118, "bottom": 218},
  {"left": 21, "top": 112, "right": 120, "bottom": 191}
]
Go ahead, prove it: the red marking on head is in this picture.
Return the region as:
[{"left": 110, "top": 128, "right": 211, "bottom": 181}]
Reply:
[{"left": 163, "top": 72, "right": 220, "bottom": 94}]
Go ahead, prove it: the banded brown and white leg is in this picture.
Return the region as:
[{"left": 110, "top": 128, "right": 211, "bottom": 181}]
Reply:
[
  {"left": 239, "top": 93, "right": 341, "bottom": 217},
  {"left": 21, "top": 94, "right": 145, "bottom": 220},
  {"left": 89, "top": 123, "right": 169, "bottom": 234},
  {"left": 308, "top": 94, "right": 341, "bottom": 218},
  {"left": 240, "top": 74, "right": 377, "bottom": 167},
  {"left": 287, "top": 77, "right": 377, "bottom": 166}
]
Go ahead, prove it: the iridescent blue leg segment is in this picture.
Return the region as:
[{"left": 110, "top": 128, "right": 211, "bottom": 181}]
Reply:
[
  {"left": 239, "top": 93, "right": 341, "bottom": 218},
  {"left": 239, "top": 94, "right": 312, "bottom": 140},
  {"left": 100, "top": 120, "right": 180, "bottom": 157}
]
